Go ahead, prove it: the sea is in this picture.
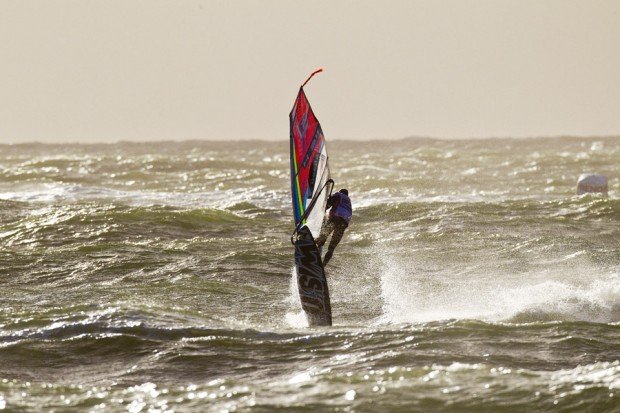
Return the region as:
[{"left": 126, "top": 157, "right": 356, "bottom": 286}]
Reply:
[{"left": 0, "top": 137, "right": 618, "bottom": 412}]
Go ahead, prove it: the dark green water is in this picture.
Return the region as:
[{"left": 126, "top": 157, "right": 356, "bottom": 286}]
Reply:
[{"left": 0, "top": 137, "right": 618, "bottom": 412}]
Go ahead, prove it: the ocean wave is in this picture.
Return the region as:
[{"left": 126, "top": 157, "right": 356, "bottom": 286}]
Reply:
[
  {"left": 0, "top": 202, "right": 285, "bottom": 249},
  {"left": 356, "top": 197, "right": 620, "bottom": 221},
  {"left": 0, "top": 319, "right": 617, "bottom": 411},
  {"left": 0, "top": 182, "right": 289, "bottom": 210}
]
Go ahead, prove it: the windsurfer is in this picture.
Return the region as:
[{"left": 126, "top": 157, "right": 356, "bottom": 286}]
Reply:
[{"left": 316, "top": 189, "right": 352, "bottom": 265}]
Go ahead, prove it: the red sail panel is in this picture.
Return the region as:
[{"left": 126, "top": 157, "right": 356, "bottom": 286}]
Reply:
[{"left": 290, "top": 87, "right": 325, "bottom": 225}]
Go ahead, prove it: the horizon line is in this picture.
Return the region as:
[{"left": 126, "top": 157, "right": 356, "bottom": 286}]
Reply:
[{"left": 1, "top": 134, "right": 619, "bottom": 146}]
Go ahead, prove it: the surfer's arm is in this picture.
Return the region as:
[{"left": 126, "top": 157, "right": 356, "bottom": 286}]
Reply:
[{"left": 325, "top": 194, "right": 339, "bottom": 211}]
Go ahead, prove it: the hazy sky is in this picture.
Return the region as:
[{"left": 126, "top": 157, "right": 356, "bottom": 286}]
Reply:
[{"left": 1, "top": 0, "right": 619, "bottom": 143}]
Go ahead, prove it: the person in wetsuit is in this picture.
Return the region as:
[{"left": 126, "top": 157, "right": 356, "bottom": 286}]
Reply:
[{"left": 316, "top": 188, "right": 352, "bottom": 265}]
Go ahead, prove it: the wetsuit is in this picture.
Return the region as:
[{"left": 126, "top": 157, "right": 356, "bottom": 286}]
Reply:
[{"left": 316, "top": 191, "right": 352, "bottom": 265}]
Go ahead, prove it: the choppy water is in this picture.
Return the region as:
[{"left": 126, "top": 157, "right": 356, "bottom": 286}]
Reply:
[{"left": 0, "top": 137, "right": 618, "bottom": 412}]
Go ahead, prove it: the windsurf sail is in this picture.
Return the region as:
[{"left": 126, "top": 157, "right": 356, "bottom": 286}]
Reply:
[
  {"left": 289, "top": 69, "right": 333, "bottom": 326},
  {"left": 290, "top": 69, "right": 333, "bottom": 241}
]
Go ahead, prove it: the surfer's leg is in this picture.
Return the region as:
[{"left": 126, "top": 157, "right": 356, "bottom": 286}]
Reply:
[
  {"left": 323, "top": 222, "right": 346, "bottom": 265},
  {"left": 323, "top": 249, "right": 334, "bottom": 266},
  {"left": 315, "top": 218, "right": 334, "bottom": 248}
]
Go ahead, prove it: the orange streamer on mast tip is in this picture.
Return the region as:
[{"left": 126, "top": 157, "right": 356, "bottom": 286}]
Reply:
[{"left": 301, "top": 68, "right": 323, "bottom": 88}]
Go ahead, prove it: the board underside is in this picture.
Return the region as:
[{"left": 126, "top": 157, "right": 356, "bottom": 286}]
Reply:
[{"left": 294, "top": 226, "right": 332, "bottom": 326}]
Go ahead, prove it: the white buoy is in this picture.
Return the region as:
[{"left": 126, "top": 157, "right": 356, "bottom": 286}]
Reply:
[{"left": 576, "top": 174, "right": 608, "bottom": 195}]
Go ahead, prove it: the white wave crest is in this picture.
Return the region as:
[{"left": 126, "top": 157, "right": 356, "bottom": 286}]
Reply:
[{"left": 378, "top": 247, "right": 620, "bottom": 324}]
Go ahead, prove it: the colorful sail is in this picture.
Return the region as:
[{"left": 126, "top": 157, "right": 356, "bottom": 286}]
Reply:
[
  {"left": 289, "top": 69, "right": 333, "bottom": 326},
  {"left": 289, "top": 70, "right": 331, "bottom": 238}
]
